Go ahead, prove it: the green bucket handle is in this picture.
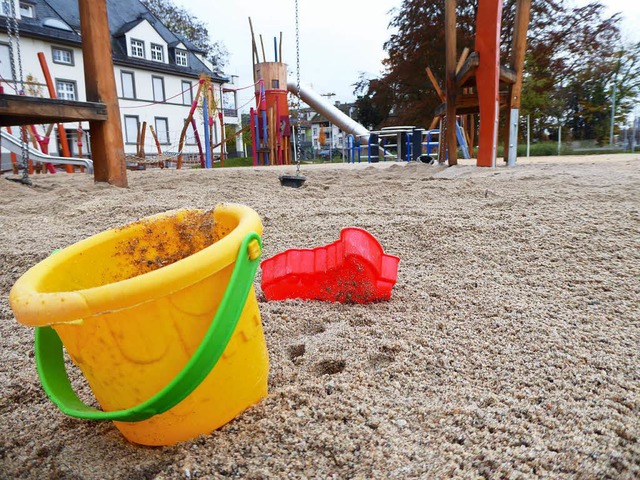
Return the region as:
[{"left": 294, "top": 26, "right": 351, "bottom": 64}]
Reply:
[{"left": 34, "top": 232, "right": 262, "bottom": 423}]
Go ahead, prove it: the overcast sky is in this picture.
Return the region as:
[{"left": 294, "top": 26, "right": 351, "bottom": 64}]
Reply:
[{"left": 173, "top": 0, "right": 639, "bottom": 110}]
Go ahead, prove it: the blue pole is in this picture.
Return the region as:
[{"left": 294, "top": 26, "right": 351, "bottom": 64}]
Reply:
[
  {"left": 261, "top": 109, "right": 269, "bottom": 165},
  {"left": 352, "top": 137, "right": 357, "bottom": 163},
  {"left": 347, "top": 134, "right": 353, "bottom": 163},
  {"left": 203, "top": 96, "right": 212, "bottom": 168},
  {"left": 274, "top": 37, "right": 278, "bottom": 62},
  {"left": 253, "top": 111, "right": 261, "bottom": 165}
]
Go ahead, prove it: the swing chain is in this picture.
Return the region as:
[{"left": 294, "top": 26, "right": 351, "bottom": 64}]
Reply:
[
  {"left": 3, "top": 0, "right": 30, "bottom": 184},
  {"left": 3, "top": 0, "right": 18, "bottom": 93},
  {"left": 295, "top": 0, "right": 302, "bottom": 177}
]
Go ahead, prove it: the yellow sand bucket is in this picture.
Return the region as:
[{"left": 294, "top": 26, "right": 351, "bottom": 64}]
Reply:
[{"left": 9, "top": 203, "right": 268, "bottom": 446}]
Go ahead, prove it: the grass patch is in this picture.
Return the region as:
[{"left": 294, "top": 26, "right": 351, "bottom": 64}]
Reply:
[{"left": 220, "top": 157, "right": 254, "bottom": 167}]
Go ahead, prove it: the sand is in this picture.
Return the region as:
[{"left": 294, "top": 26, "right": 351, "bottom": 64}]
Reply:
[{"left": 1, "top": 154, "right": 639, "bottom": 479}]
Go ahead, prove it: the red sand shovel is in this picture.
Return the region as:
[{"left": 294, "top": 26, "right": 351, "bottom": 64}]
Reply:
[{"left": 261, "top": 228, "right": 399, "bottom": 304}]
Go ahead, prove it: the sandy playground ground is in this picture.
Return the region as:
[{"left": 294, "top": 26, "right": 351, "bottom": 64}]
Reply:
[{"left": 0, "top": 154, "right": 639, "bottom": 479}]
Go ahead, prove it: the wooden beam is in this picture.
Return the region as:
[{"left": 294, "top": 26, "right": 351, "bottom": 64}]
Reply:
[
  {"left": 425, "top": 67, "right": 445, "bottom": 102},
  {"left": 248, "top": 18, "right": 259, "bottom": 67},
  {"left": 456, "top": 47, "right": 470, "bottom": 74},
  {"left": 435, "top": 92, "right": 510, "bottom": 117},
  {"left": 445, "top": 0, "right": 458, "bottom": 166},
  {"left": 456, "top": 52, "right": 480, "bottom": 87},
  {"left": 259, "top": 35, "right": 267, "bottom": 63},
  {"left": 79, "top": 0, "right": 128, "bottom": 187},
  {"left": 0, "top": 94, "right": 107, "bottom": 126},
  {"left": 455, "top": 52, "right": 517, "bottom": 88},
  {"left": 510, "top": 0, "right": 532, "bottom": 109},
  {"left": 500, "top": 65, "right": 517, "bottom": 85}
]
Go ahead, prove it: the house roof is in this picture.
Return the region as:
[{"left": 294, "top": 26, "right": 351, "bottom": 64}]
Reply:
[{"left": 0, "top": 0, "right": 227, "bottom": 82}]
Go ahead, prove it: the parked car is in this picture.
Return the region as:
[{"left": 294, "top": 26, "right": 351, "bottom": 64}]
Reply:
[{"left": 319, "top": 148, "right": 341, "bottom": 160}]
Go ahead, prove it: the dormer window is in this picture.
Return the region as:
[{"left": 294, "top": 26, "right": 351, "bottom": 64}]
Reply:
[
  {"left": 20, "top": 2, "right": 34, "bottom": 18},
  {"left": 130, "top": 39, "right": 144, "bottom": 58},
  {"left": 175, "top": 49, "right": 188, "bottom": 67},
  {"left": 0, "top": 2, "right": 11, "bottom": 16},
  {"left": 150, "top": 43, "right": 164, "bottom": 62}
]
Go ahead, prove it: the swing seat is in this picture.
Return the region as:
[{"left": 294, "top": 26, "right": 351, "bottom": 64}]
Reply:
[{"left": 279, "top": 175, "right": 306, "bottom": 188}]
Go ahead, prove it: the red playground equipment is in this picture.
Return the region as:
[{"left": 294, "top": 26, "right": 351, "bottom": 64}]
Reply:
[{"left": 261, "top": 228, "right": 400, "bottom": 304}]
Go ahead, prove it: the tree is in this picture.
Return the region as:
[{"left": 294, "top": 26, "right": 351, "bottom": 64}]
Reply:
[{"left": 142, "top": 0, "right": 228, "bottom": 68}]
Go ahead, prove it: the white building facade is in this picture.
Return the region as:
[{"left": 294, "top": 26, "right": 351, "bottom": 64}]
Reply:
[{"left": 0, "top": 0, "right": 243, "bottom": 167}]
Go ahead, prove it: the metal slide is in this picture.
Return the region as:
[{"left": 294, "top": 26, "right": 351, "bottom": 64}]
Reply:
[
  {"left": 0, "top": 130, "right": 94, "bottom": 174},
  {"left": 287, "top": 81, "right": 370, "bottom": 142}
]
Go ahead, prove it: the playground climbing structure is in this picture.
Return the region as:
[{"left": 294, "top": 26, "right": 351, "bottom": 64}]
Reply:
[{"left": 429, "top": 0, "right": 532, "bottom": 167}]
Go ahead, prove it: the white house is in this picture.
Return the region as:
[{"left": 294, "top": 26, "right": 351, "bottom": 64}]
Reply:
[
  {"left": 309, "top": 102, "right": 358, "bottom": 151},
  {"left": 0, "top": 0, "right": 243, "bottom": 168}
]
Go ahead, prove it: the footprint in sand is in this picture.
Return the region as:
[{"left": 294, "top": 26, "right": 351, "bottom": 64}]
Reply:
[
  {"left": 288, "top": 344, "right": 306, "bottom": 361},
  {"left": 315, "top": 359, "right": 346, "bottom": 375}
]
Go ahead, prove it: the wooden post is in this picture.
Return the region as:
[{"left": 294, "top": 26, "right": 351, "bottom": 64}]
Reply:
[
  {"left": 259, "top": 35, "right": 267, "bottom": 63},
  {"left": 469, "top": 114, "right": 476, "bottom": 157},
  {"left": 149, "top": 125, "right": 162, "bottom": 155},
  {"left": 437, "top": 118, "right": 447, "bottom": 164},
  {"left": 177, "top": 79, "right": 204, "bottom": 169},
  {"left": 78, "top": 0, "right": 128, "bottom": 187},
  {"left": 445, "top": 0, "right": 458, "bottom": 166},
  {"left": 502, "top": 95, "right": 512, "bottom": 163},
  {"left": 506, "top": 0, "right": 532, "bottom": 166},
  {"left": 139, "top": 121, "right": 147, "bottom": 159}
]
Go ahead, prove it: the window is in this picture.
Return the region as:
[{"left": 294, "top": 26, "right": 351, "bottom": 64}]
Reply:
[
  {"left": 52, "top": 47, "right": 73, "bottom": 65},
  {"left": 0, "top": 44, "right": 12, "bottom": 81},
  {"left": 152, "top": 76, "right": 165, "bottom": 102},
  {"left": 130, "top": 39, "right": 144, "bottom": 58},
  {"left": 271, "top": 79, "right": 279, "bottom": 89},
  {"left": 181, "top": 80, "right": 192, "bottom": 105},
  {"left": 154, "top": 117, "right": 169, "bottom": 145},
  {"left": 124, "top": 116, "right": 139, "bottom": 144},
  {"left": 19, "top": 2, "right": 34, "bottom": 18},
  {"left": 121, "top": 71, "right": 135, "bottom": 99},
  {"left": 150, "top": 43, "right": 164, "bottom": 62},
  {"left": 175, "top": 49, "right": 188, "bottom": 67},
  {"left": 184, "top": 118, "right": 196, "bottom": 145},
  {"left": 55, "top": 79, "right": 76, "bottom": 100},
  {"left": 223, "top": 91, "right": 236, "bottom": 110},
  {"left": 43, "top": 18, "right": 72, "bottom": 31}
]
